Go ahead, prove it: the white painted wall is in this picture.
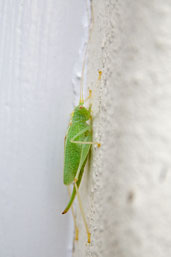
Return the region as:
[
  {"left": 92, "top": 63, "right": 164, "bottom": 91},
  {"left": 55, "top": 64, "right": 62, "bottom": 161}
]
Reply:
[{"left": 0, "top": 1, "right": 87, "bottom": 257}]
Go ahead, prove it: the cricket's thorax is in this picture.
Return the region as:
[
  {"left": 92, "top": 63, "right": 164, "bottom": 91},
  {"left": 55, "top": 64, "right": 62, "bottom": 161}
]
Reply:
[{"left": 72, "top": 104, "right": 90, "bottom": 122}]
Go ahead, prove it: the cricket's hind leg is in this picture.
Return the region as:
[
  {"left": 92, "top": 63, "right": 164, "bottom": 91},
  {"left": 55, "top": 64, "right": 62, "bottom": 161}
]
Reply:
[
  {"left": 70, "top": 126, "right": 101, "bottom": 148},
  {"left": 74, "top": 181, "right": 91, "bottom": 243},
  {"left": 67, "top": 186, "right": 79, "bottom": 241}
]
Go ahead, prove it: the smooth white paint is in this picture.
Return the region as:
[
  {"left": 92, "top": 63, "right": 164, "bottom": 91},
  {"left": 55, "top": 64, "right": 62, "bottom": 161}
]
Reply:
[{"left": 0, "top": 1, "right": 87, "bottom": 257}]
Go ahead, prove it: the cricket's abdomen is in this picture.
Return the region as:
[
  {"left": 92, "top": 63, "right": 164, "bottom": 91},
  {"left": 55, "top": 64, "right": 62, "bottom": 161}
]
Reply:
[{"left": 63, "top": 122, "right": 88, "bottom": 185}]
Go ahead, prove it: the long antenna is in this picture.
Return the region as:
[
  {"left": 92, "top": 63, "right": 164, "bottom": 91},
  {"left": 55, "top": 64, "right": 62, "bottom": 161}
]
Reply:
[{"left": 80, "top": 0, "right": 94, "bottom": 104}]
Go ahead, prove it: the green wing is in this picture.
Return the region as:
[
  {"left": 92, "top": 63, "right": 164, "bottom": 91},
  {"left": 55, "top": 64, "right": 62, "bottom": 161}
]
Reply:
[
  {"left": 63, "top": 123, "right": 89, "bottom": 185},
  {"left": 62, "top": 134, "right": 92, "bottom": 214}
]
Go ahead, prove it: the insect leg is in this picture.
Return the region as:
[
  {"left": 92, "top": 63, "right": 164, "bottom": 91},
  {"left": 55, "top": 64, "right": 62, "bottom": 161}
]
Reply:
[
  {"left": 84, "top": 70, "right": 102, "bottom": 104},
  {"left": 84, "top": 89, "right": 92, "bottom": 102},
  {"left": 74, "top": 136, "right": 91, "bottom": 182},
  {"left": 62, "top": 163, "right": 85, "bottom": 214},
  {"left": 74, "top": 182, "right": 91, "bottom": 243},
  {"left": 71, "top": 140, "right": 101, "bottom": 147},
  {"left": 67, "top": 186, "right": 79, "bottom": 241},
  {"left": 70, "top": 126, "right": 100, "bottom": 147}
]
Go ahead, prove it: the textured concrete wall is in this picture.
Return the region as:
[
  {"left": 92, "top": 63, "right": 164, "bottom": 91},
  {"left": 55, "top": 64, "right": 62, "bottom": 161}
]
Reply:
[
  {"left": 73, "top": 1, "right": 171, "bottom": 257},
  {"left": 0, "top": 1, "right": 87, "bottom": 257}
]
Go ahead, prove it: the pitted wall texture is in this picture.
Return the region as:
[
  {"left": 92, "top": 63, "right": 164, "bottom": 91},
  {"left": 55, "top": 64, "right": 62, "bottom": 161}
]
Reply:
[{"left": 73, "top": 1, "right": 171, "bottom": 257}]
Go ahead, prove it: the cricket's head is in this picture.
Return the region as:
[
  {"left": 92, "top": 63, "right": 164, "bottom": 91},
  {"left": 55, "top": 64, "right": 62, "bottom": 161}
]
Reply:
[{"left": 72, "top": 104, "right": 90, "bottom": 122}]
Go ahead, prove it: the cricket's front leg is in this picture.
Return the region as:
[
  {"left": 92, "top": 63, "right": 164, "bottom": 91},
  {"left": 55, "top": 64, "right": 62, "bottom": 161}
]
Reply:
[
  {"left": 84, "top": 89, "right": 92, "bottom": 102},
  {"left": 84, "top": 70, "right": 102, "bottom": 103}
]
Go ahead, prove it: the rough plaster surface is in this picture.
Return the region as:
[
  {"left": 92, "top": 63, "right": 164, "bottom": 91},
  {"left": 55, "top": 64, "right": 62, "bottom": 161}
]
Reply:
[
  {"left": 73, "top": 1, "right": 171, "bottom": 257},
  {"left": 0, "top": 1, "right": 87, "bottom": 257}
]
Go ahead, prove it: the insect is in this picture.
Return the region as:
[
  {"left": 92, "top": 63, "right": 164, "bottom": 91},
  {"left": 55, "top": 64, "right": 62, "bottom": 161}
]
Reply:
[
  {"left": 62, "top": 71, "right": 102, "bottom": 244},
  {"left": 62, "top": 0, "right": 102, "bottom": 243}
]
